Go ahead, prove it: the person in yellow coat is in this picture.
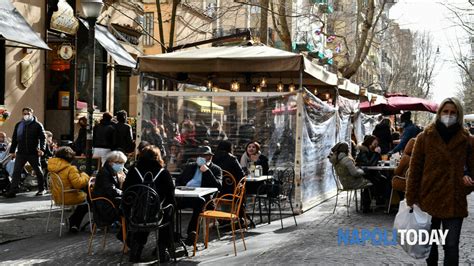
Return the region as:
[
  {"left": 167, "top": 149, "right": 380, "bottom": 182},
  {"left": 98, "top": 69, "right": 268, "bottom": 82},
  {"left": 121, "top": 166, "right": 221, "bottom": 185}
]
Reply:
[{"left": 48, "top": 146, "right": 89, "bottom": 233}]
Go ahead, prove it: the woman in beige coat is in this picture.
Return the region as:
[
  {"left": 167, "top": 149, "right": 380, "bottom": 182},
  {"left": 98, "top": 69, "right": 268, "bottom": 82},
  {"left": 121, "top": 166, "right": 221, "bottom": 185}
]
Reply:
[{"left": 406, "top": 97, "right": 474, "bottom": 265}]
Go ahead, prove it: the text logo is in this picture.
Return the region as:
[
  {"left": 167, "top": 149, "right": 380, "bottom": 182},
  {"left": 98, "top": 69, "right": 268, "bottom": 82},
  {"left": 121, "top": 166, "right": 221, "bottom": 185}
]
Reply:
[{"left": 337, "top": 228, "right": 448, "bottom": 246}]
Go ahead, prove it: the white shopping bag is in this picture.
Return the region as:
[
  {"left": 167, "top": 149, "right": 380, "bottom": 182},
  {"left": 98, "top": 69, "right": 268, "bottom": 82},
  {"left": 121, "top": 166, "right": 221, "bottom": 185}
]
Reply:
[{"left": 393, "top": 199, "right": 432, "bottom": 259}]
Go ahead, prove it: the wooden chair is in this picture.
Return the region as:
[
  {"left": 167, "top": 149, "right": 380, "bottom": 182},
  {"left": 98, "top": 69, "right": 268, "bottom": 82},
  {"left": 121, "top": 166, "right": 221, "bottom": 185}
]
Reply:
[
  {"left": 193, "top": 178, "right": 247, "bottom": 256},
  {"left": 87, "top": 177, "right": 127, "bottom": 255},
  {"left": 45, "top": 172, "right": 92, "bottom": 237}
]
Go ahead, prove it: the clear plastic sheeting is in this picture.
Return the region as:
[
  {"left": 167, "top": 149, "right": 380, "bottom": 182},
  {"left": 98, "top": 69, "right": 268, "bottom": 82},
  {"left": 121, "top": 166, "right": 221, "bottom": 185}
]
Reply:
[
  {"left": 300, "top": 89, "right": 337, "bottom": 203},
  {"left": 140, "top": 86, "right": 296, "bottom": 173},
  {"left": 353, "top": 112, "right": 378, "bottom": 144},
  {"left": 337, "top": 96, "right": 360, "bottom": 146}
]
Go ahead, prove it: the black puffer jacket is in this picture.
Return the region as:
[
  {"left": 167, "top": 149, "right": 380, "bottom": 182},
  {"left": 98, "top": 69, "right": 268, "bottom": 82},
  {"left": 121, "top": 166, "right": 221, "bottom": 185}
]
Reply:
[
  {"left": 93, "top": 121, "right": 115, "bottom": 149},
  {"left": 212, "top": 151, "right": 245, "bottom": 195},
  {"left": 10, "top": 116, "right": 46, "bottom": 155},
  {"left": 113, "top": 122, "right": 134, "bottom": 153}
]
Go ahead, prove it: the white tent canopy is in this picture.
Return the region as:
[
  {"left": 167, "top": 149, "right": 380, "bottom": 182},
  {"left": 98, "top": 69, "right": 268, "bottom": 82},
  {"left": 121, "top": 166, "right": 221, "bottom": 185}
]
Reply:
[
  {"left": 138, "top": 45, "right": 341, "bottom": 88},
  {"left": 465, "top": 114, "right": 474, "bottom": 121}
]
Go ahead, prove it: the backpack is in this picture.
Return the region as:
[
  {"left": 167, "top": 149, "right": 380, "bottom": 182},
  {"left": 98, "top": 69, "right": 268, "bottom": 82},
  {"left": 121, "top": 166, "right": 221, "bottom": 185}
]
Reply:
[{"left": 124, "top": 168, "right": 165, "bottom": 226}]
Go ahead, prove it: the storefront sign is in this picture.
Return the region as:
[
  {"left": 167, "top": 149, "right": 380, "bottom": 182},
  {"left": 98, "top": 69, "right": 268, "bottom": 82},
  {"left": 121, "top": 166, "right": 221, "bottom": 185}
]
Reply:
[{"left": 50, "top": 0, "right": 79, "bottom": 35}]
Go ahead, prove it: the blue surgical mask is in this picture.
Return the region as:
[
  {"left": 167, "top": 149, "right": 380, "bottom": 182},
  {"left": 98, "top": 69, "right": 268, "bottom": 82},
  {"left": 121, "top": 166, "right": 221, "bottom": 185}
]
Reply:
[
  {"left": 196, "top": 157, "right": 207, "bottom": 166},
  {"left": 111, "top": 163, "right": 124, "bottom": 173}
]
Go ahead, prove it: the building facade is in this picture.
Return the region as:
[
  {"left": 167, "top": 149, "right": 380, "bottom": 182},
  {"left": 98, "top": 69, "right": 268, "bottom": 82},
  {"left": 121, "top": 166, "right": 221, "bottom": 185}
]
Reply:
[{"left": 1, "top": 0, "right": 142, "bottom": 142}]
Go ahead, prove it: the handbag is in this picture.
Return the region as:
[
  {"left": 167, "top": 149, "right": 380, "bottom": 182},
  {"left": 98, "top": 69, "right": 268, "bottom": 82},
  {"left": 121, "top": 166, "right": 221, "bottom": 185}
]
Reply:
[{"left": 393, "top": 199, "right": 432, "bottom": 259}]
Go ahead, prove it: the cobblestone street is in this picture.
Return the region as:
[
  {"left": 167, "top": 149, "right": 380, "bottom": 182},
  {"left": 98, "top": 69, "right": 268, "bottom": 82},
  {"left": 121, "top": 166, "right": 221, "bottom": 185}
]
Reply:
[{"left": 2, "top": 191, "right": 474, "bottom": 265}]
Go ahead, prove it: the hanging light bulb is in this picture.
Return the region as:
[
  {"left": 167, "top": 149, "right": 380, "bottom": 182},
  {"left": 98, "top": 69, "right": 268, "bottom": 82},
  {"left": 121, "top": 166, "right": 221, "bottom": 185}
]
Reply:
[
  {"left": 325, "top": 93, "right": 330, "bottom": 100},
  {"left": 313, "top": 88, "right": 318, "bottom": 95},
  {"left": 277, "top": 81, "right": 284, "bottom": 92},
  {"left": 288, "top": 83, "right": 296, "bottom": 92},
  {"left": 207, "top": 79, "right": 213, "bottom": 89},
  {"left": 359, "top": 87, "right": 366, "bottom": 96},
  {"left": 260, "top": 77, "right": 267, "bottom": 88},
  {"left": 256, "top": 85, "right": 262, "bottom": 92},
  {"left": 231, "top": 80, "right": 240, "bottom": 91}
]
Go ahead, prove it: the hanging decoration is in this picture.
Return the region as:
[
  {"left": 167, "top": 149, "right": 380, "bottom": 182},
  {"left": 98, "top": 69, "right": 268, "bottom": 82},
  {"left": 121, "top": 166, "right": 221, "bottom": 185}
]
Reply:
[
  {"left": 0, "top": 106, "right": 11, "bottom": 125},
  {"left": 326, "top": 35, "right": 336, "bottom": 43}
]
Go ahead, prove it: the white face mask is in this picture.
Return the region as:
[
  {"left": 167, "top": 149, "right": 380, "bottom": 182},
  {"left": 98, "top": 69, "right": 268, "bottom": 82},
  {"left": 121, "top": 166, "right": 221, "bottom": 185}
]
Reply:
[
  {"left": 440, "top": 115, "right": 457, "bottom": 127},
  {"left": 23, "top": 115, "right": 32, "bottom": 121}
]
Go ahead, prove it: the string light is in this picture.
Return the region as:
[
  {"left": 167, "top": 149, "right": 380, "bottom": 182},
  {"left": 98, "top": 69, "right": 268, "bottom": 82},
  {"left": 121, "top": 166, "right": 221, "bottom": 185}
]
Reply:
[
  {"left": 277, "top": 81, "right": 284, "bottom": 92},
  {"left": 313, "top": 88, "right": 318, "bottom": 95},
  {"left": 231, "top": 80, "right": 240, "bottom": 91},
  {"left": 288, "top": 83, "right": 296, "bottom": 92},
  {"left": 207, "top": 79, "right": 213, "bottom": 89},
  {"left": 260, "top": 77, "right": 267, "bottom": 88},
  {"left": 256, "top": 85, "right": 262, "bottom": 92}
]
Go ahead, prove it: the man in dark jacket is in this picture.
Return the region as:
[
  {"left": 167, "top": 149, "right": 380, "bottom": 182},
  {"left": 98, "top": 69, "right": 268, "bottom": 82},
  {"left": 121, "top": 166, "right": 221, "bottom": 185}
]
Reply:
[
  {"left": 113, "top": 110, "right": 134, "bottom": 154},
  {"left": 389, "top": 111, "right": 421, "bottom": 155},
  {"left": 176, "top": 146, "right": 222, "bottom": 245},
  {"left": 4, "top": 107, "right": 46, "bottom": 198},
  {"left": 93, "top": 112, "right": 115, "bottom": 165}
]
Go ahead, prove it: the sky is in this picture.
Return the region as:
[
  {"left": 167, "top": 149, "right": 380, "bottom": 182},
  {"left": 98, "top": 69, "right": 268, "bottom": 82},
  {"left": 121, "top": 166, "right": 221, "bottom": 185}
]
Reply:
[{"left": 389, "top": 0, "right": 471, "bottom": 104}]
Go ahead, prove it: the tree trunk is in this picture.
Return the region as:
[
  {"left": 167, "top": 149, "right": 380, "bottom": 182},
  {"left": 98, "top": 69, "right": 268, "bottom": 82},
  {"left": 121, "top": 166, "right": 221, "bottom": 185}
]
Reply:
[
  {"left": 259, "top": 0, "right": 269, "bottom": 44},
  {"left": 156, "top": 0, "right": 166, "bottom": 53},
  {"left": 270, "top": 0, "right": 291, "bottom": 51},
  {"left": 168, "top": 0, "right": 180, "bottom": 51}
]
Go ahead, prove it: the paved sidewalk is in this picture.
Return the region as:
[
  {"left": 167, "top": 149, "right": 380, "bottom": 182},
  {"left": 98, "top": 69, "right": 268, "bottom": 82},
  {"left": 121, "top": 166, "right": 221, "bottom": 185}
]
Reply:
[{"left": 2, "top": 192, "right": 474, "bottom": 265}]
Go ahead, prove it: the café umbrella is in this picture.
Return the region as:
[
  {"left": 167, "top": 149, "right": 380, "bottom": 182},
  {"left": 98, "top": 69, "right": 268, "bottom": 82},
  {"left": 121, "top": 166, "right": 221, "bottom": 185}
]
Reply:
[{"left": 360, "top": 96, "right": 438, "bottom": 114}]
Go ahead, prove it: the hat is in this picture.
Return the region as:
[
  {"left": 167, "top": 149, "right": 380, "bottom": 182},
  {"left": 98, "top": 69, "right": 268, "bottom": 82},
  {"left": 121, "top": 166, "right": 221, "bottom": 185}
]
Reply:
[{"left": 198, "top": 146, "right": 214, "bottom": 155}]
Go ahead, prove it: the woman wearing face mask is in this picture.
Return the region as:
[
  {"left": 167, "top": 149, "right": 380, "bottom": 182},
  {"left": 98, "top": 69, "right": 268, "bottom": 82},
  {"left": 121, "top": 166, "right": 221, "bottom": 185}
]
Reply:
[
  {"left": 92, "top": 151, "right": 127, "bottom": 224},
  {"left": 356, "top": 135, "right": 391, "bottom": 212},
  {"left": 406, "top": 97, "right": 474, "bottom": 266}
]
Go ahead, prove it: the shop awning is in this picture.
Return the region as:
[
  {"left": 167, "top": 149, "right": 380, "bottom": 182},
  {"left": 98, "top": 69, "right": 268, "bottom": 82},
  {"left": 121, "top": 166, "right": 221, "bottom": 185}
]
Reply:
[
  {"left": 187, "top": 99, "right": 224, "bottom": 114},
  {"left": 138, "top": 45, "right": 344, "bottom": 89},
  {"left": 0, "top": 0, "right": 50, "bottom": 50},
  {"left": 80, "top": 19, "right": 137, "bottom": 69}
]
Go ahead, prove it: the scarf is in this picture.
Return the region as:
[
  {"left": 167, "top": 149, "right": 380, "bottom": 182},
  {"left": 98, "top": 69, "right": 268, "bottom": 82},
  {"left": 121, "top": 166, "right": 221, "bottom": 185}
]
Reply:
[{"left": 435, "top": 120, "right": 461, "bottom": 144}]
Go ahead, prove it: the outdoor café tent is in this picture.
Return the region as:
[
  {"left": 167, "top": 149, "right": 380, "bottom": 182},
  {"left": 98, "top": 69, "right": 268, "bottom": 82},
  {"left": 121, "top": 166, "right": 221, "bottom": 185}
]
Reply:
[
  {"left": 139, "top": 44, "right": 339, "bottom": 88},
  {"left": 138, "top": 45, "right": 351, "bottom": 211}
]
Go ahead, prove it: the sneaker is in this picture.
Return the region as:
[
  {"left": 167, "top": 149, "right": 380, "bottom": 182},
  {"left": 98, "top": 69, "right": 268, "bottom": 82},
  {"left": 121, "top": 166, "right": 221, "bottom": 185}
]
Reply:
[
  {"left": 69, "top": 225, "right": 79, "bottom": 233},
  {"left": 35, "top": 190, "right": 46, "bottom": 196}
]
